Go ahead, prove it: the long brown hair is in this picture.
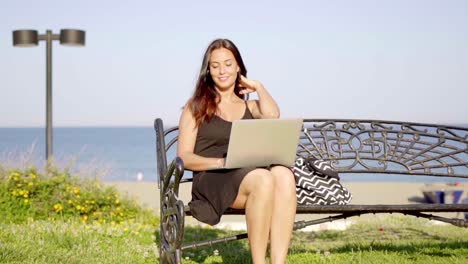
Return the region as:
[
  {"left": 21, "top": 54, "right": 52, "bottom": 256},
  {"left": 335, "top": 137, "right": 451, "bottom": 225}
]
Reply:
[{"left": 188, "top": 39, "right": 248, "bottom": 127}]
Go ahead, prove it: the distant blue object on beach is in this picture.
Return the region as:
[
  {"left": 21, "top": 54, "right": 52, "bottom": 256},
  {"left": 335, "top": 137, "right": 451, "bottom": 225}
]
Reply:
[
  {"left": 452, "top": 190, "right": 464, "bottom": 204},
  {"left": 463, "top": 198, "right": 468, "bottom": 220},
  {"left": 423, "top": 191, "right": 444, "bottom": 204},
  {"left": 423, "top": 190, "right": 464, "bottom": 204}
]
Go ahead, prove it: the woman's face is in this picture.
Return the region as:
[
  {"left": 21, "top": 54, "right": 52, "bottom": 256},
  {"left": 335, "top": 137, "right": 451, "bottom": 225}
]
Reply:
[{"left": 208, "top": 48, "right": 240, "bottom": 90}]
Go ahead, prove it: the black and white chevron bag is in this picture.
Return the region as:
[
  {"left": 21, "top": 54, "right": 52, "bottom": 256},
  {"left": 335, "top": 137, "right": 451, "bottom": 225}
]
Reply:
[{"left": 293, "top": 157, "right": 352, "bottom": 205}]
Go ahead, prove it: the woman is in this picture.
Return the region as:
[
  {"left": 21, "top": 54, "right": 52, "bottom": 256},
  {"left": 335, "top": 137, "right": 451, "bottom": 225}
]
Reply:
[{"left": 177, "top": 38, "right": 297, "bottom": 264}]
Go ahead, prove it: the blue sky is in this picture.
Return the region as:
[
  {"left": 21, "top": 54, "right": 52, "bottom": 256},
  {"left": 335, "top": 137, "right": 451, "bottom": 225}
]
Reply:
[{"left": 1, "top": 0, "right": 467, "bottom": 127}]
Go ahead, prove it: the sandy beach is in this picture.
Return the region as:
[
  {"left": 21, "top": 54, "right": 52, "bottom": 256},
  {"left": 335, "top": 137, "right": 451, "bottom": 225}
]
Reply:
[{"left": 106, "top": 181, "right": 468, "bottom": 231}]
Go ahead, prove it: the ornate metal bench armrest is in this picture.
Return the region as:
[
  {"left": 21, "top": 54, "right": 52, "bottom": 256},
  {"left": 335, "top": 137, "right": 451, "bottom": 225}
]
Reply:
[
  {"left": 159, "top": 156, "right": 186, "bottom": 264},
  {"left": 161, "top": 157, "right": 185, "bottom": 196}
]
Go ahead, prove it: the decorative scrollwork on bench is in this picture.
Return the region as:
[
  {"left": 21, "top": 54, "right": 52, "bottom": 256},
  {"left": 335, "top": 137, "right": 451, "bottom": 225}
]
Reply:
[
  {"left": 298, "top": 119, "right": 468, "bottom": 177},
  {"left": 155, "top": 118, "right": 468, "bottom": 264},
  {"left": 159, "top": 158, "right": 185, "bottom": 264}
]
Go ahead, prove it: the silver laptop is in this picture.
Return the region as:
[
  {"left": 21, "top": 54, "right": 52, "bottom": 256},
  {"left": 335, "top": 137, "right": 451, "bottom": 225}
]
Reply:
[{"left": 223, "top": 118, "right": 303, "bottom": 169}]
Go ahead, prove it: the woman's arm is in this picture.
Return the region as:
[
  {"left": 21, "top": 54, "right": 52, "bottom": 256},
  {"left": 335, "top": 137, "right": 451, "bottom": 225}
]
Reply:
[
  {"left": 177, "top": 106, "right": 225, "bottom": 171},
  {"left": 239, "top": 75, "right": 280, "bottom": 119}
]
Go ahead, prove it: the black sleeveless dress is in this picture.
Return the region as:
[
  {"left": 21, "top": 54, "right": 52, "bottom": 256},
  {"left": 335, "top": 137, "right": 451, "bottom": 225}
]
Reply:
[{"left": 189, "top": 102, "right": 255, "bottom": 225}]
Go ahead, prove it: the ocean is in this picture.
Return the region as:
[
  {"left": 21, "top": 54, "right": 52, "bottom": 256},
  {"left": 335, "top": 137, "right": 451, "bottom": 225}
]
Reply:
[
  {"left": 0, "top": 127, "right": 467, "bottom": 183},
  {"left": 0, "top": 127, "right": 156, "bottom": 182}
]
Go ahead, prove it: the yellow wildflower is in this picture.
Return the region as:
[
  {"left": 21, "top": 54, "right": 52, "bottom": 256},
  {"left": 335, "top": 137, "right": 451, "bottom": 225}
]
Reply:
[
  {"left": 28, "top": 182, "right": 34, "bottom": 187},
  {"left": 13, "top": 174, "right": 20, "bottom": 181},
  {"left": 24, "top": 199, "right": 29, "bottom": 204},
  {"left": 54, "top": 204, "right": 63, "bottom": 213}
]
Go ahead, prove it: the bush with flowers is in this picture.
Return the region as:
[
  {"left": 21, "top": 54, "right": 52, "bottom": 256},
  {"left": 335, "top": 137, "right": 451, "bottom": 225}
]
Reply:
[{"left": 0, "top": 166, "right": 158, "bottom": 226}]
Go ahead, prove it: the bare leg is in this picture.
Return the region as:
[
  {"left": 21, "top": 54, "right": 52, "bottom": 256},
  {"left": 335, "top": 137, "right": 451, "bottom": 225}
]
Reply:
[
  {"left": 269, "top": 166, "right": 297, "bottom": 264},
  {"left": 231, "top": 169, "right": 274, "bottom": 264}
]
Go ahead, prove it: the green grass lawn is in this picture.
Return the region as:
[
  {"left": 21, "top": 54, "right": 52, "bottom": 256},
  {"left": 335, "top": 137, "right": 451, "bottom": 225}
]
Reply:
[
  {"left": 0, "top": 219, "right": 159, "bottom": 263},
  {"left": 1, "top": 166, "right": 467, "bottom": 263},
  {"left": 178, "top": 215, "right": 468, "bottom": 264},
  {"left": 0, "top": 166, "right": 159, "bottom": 263},
  {"left": 2, "top": 215, "right": 466, "bottom": 263}
]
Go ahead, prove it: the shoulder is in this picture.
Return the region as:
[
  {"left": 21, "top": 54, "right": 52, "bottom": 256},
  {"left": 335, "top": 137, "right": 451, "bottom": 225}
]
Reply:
[{"left": 179, "top": 103, "right": 196, "bottom": 127}]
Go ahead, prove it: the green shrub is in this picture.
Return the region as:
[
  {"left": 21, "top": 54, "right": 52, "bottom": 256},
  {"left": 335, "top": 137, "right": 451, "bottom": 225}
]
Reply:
[{"left": 0, "top": 166, "right": 158, "bottom": 226}]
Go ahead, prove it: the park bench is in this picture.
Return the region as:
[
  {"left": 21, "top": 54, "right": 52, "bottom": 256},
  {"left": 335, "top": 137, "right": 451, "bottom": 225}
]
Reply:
[{"left": 154, "top": 118, "right": 468, "bottom": 264}]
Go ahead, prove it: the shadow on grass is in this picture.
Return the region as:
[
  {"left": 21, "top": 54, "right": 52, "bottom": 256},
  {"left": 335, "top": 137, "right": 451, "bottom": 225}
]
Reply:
[
  {"left": 155, "top": 226, "right": 252, "bottom": 263},
  {"left": 333, "top": 240, "right": 468, "bottom": 257},
  {"left": 0, "top": 247, "right": 27, "bottom": 263},
  {"left": 289, "top": 225, "right": 468, "bottom": 258},
  {"left": 294, "top": 224, "right": 463, "bottom": 242}
]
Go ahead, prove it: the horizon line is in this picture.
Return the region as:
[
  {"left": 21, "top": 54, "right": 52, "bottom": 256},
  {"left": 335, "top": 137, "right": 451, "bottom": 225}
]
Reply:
[{"left": 1, "top": 122, "right": 467, "bottom": 129}]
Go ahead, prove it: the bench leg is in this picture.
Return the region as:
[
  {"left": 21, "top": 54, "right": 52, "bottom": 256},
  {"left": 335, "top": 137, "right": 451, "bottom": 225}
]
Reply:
[
  {"left": 159, "top": 158, "right": 186, "bottom": 263},
  {"left": 404, "top": 212, "right": 468, "bottom": 227},
  {"left": 160, "top": 193, "right": 185, "bottom": 264}
]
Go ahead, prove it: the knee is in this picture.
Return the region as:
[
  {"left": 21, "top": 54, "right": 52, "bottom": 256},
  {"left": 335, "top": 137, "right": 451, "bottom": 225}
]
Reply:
[
  {"left": 270, "top": 166, "right": 296, "bottom": 194},
  {"left": 248, "top": 169, "right": 275, "bottom": 194}
]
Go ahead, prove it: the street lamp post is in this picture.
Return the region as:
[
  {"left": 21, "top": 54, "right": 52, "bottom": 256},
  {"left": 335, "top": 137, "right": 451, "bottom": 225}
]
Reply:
[{"left": 13, "top": 29, "right": 85, "bottom": 161}]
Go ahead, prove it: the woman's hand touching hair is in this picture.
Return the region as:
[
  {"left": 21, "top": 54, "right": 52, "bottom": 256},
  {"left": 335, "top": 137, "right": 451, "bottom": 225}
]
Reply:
[
  {"left": 238, "top": 75, "right": 264, "bottom": 95},
  {"left": 238, "top": 75, "right": 280, "bottom": 119}
]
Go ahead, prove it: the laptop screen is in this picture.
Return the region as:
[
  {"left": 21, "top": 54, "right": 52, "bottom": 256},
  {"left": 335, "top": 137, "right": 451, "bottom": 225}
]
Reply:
[{"left": 223, "top": 118, "right": 303, "bottom": 169}]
